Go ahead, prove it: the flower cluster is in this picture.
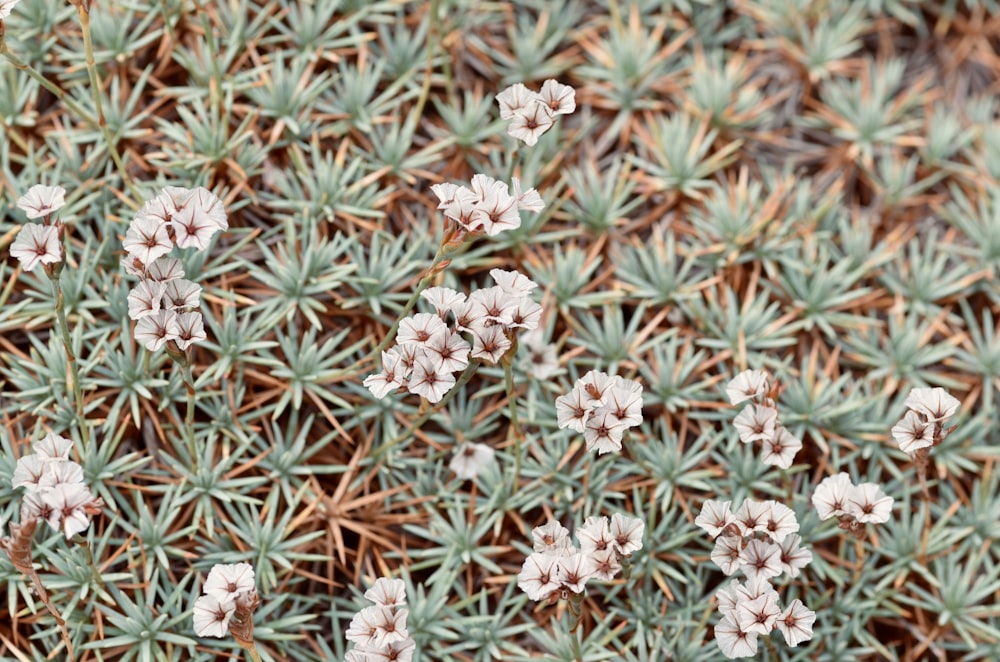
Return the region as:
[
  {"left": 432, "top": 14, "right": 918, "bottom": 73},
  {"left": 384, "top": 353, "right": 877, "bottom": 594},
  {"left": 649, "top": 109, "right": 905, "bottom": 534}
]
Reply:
[
  {"left": 496, "top": 79, "right": 576, "bottom": 146},
  {"left": 121, "top": 187, "right": 227, "bottom": 353},
  {"left": 554, "top": 370, "right": 644, "bottom": 454},
  {"left": 193, "top": 562, "right": 260, "bottom": 639},
  {"left": 10, "top": 185, "right": 67, "bottom": 273},
  {"left": 9, "top": 432, "right": 103, "bottom": 539},
  {"left": 726, "top": 369, "right": 802, "bottom": 469},
  {"left": 517, "top": 515, "right": 644, "bottom": 602},
  {"left": 695, "top": 499, "right": 815, "bottom": 658},
  {"left": 429, "top": 174, "right": 544, "bottom": 240},
  {"left": 811, "top": 472, "right": 893, "bottom": 537},
  {"left": 365, "top": 269, "right": 543, "bottom": 404},
  {"left": 890, "top": 386, "right": 960, "bottom": 454},
  {"left": 345, "top": 577, "right": 415, "bottom": 661}
]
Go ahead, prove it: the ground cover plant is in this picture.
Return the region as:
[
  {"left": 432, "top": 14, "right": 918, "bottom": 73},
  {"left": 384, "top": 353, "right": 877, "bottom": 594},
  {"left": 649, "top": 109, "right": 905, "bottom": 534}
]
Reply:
[{"left": 1, "top": 0, "right": 1000, "bottom": 660}]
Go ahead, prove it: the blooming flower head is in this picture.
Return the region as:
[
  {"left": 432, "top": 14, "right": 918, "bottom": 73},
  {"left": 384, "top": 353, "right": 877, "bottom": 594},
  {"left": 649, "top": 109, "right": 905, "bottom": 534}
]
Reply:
[
  {"left": 537, "top": 79, "right": 576, "bottom": 116},
  {"left": 846, "top": 482, "right": 894, "bottom": 524},
  {"left": 448, "top": 442, "right": 496, "bottom": 480},
  {"left": 507, "top": 102, "right": 555, "bottom": 146},
  {"left": 609, "top": 513, "right": 644, "bottom": 555},
  {"left": 776, "top": 599, "right": 815, "bottom": 647},
  {"left": 127, "top": 280, "right": 166, "bottom": 320},
  {"left": 16, "top": 184, "right": 66, "bottom": 219},
  {"left": 811, "top": 472, "right": 854, "bottom": 521},
  {"left": 174, "top": 311, "right": 207, "bottom": 350},
  {"left": 134, "top": 309, "right": 181, "bottom": 352},
  {"left": 891, "top": 409, "right": 934, "bottom": 453},
  {"left": 715, "top": 612, "right": 758, "bottom": 659},
  {"left": 517, "top": 552, "right": 561, "bottom": 601},
  {"left": 695, "top": 499, "right": 736, "bottom": 539},
  {"left": 904, "top": 387, "right": 960, "bottom": 423},
  {"left": 364, "top": 578, "right": 407, "bottom": 608},
  {"left": 760, "top": 426, "right": 801, "bottom": 469},
  {"left": 193, "top": 593, "right": 236, "bottom": 638},
  {"left": 496, "top": 83, "right": 538, "bottom": 120},
  {"left": 123, "top": 214, "right": 173, "bottom": 267},
  {"left": 10, "top": 223, "right": 62, "bottom": 272},
  {"left": 725, "top": 369, "right": 770, "bottom": 405},
  {"left": 204, "top": 562, "right": 256, "bottom": 602},
  {"left": 532, "top": 520, "right": 574, "bottom": 556},
  {"left": 733, "top": 403, "right": 778, "bottom": 445}
]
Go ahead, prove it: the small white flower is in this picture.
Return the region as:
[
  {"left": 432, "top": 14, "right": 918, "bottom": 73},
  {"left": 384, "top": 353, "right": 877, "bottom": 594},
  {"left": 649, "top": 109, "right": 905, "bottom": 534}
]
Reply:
[
  {"left": 496, "top": 83, "right": 538, "bottom": 120},
  {"left": 602, "top": 383, "right": 644, "bottom": 429},
  {"left": 775, "top": 599, "right": 815, "bottom": 647},
  {"left": 506, "top": 297, "right": 543, "bottom": 331},
  {"left": 358, "top": 638, "right": 416, "bottom": 662},
  {"left": 429, "top": 182, "right": 460, "bottom": 208},
  {"left": 162, "top": 279, "right": 203, "bottom": 311},
  {"left": 16, "top": 185, "right": 66, "bottom": 219},
  {"left": 714, "top": 580, "right": 741, "bottom": 619},
  {"left": 733, "top": 500, "right": 771, "bottom": 537},
  {"left": 33, "top": 432, "right": 74, "bottom": 461},
  {"left": 489, "top": 269, "right": 538, "bottom": 298},
  {"left": 847, "top": 482, "right": 894, "bottom": 524},
  {"left": 519, "top": 328, "right": 560, "bottom": 380},
  {"left": 174, "top": 311, "right": 207, "bottom": 350},
  {"left": 44, "top": 460, "right": 84, "bottom": 488},
  {"left": 420, "top": 286, "right": 466, "bottom": 317},
  {"left": 441, "top": 186, "right": 479, "bottom": 230},
  {"left": 12, "top": 454, "right": 47, "bottom": 491},
  {"left": 346, "top": 605, "right": 408, "bottom": 648},
  {"left": 0, "top": 0, "right": 23, "bottom": 20},
  {"left": 364, "top": 578, "right": 407, "bottom": 608},
  {"left": 733, "top": 403, "right": 777, "bottom": 444},
  {"left": 891, "top": 410, "right": 934, "bottom": 453},
  {"left": 123, "top": 214, "right": 173, "bottom": 266},
  {"left": 193, "top": 593, "right": 236, "bottom": 638},
  {"left": 44, "top": 482, "right": 98, "bottom": 538},
  {"left": 583, "top": 409, "right": 625, "bottom": 455},
  {"left": 171, "top": 200, "right": 221, "bottom": 250},
  {"left": 812, "top": 472, "right": 854, "bottom": 521},
  {"left": 738, "top": 539, "right": 783, "bottom": 583},
  {"left": 406, "top": 354, "right": 455, "bottom": 403},
  {"left": 204, "top": 562, "right": 256, "bottom": 602},
  {"left": 448, "top": 442, "right": 495, "bottom": 480},
  {"left": 145, "top": 257, "right": 186, "bottom": 282},
  {"left": 469, "top": 324, "right": 512, "bottom": 364},
  {"left": 507, "top": 102, "right": 554, "bottom": 146},
  {"left": 904, "top": 387, "right": 960, "bottom": 423},
  {"left": 517, "top": 552, "right": 561, "bottom": 601},
  {"left": 585, "top": 547, "right": 621, "bottom": 582},
  {"left": 469, "top": 176, "right": 521, "bottom": 236},
  {"left": 608, "top": 513, "right": 644, "bottom": 555},
  {"left": 711, "top": 536, "right": 744, "bottom": 576},
  {"left": 555, "top": 387, "right": 595, "bottom": 433},
  {"left": 537, "top": 79, "right": 576, "bottom": 116},
  {"left": 760, "top": 425, "right": 801, "bottom": 469},
  {"left": 423, "top": 331, "right": 471, "bottom": 374},
  {"left": 695, "top": 499, "right": 735, "bottom": 539},
  {"left": 396, "top": 313, "right": 449, "bottom": 348},
  {"left": 715, "top": 612, "right": 758, "bottom": 659},
  {"left": 532, "top": 520, "right": 574, "bottom": 556},
  {"left": 733, "top": 589, "right": 781, "bottom": 636},
  {"left": 134, "top": 309, "right": 181, "bottom": 351},
  {"left": 511, "top": 177, "right": 545, "bottom": 213},
  {"left": 725, "top": 369, "right": 770, "bottom": 405},
  {"left": 576, "top": 516, "right": 614, "bottom": 553},
  {"left": 577, "top": 371, "right": 615, "bottom": 404},
  {"left": 364, "top": 350, "right": 406, "bottom": 399},
  {"left": 127, "top": 280, "right": 166, "bottom": 320},
  {"left": 10, "top": 223, "right": 62, "bottom": 272},
  {"left": 776, "top": 534, "right": 812, "bottom": 579},
  {"left": 554, "top": 551, "right": 595, "bottom": 593},
  {"left": 760, "top": 500, "right": 799, "bottom": 544}
]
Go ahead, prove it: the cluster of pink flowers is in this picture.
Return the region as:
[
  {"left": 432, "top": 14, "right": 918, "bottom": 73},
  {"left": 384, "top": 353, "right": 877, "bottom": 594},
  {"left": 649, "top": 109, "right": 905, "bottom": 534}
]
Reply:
[
  {"left": 554, "top": 370, "right": 644, "bottom": 454},
  {"left": 121, "top": 187, "right": 228, "bottom": 353},
  {"left": 429, "top": 174, "right": 544, "bottom": 239},
  {"left": 517, "top": 515, "right": 644, "bottom": 602},
  {"left": 345, "top": 577, "right": 415, "bottom": 662},
  {"left": 696, "top": 499, "right": 815, "bottom": 658},
  {"left": 193, "top": 562, "right": 260, "bottom": 638},
  {"left": 8, "top": 432, "right": 103, "bottom": 539},
  {"left": 890, "top": 387, "right": 960, "bottom": 454},
  {"left": 496, "top": 80, "right": 576, "bottom": 146},
  {"left": 365, "top": 270, "right": 542, "bottom": 404},
  {"left": 9, "top": 185, "right": 67, "bottom": 273},
  {"left": 811, "top": 472, "right": 893, "bottom": 537},
  {"left": 726, "top": 369, "right": 802, "bottom": 469}
]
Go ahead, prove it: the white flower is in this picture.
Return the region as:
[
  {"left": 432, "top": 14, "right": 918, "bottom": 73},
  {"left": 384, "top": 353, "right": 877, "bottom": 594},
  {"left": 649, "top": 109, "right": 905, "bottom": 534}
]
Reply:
[
  {"left": 586, "top": 548, "right": 621, "bottom": 582},
  {"left": 44, "top": 460, "right": 84, "bottom": 488},
  {"left": 555, "top": 387, "right": 595, "bottom": 433},
  {"left": 441, "top": 186, "right": 479, "bottom": 230},
  {"left": 506, "top": 297, "right": 543, "bottom": 331},
  {"left": 576, "top": 516, "right": 614, "bottom": 553},
  {"left": 127, "top": 280, "right": 166, "bottom": 320},
  {"left": 725, "top": 369, "right": 770, "bottom": 405},
  {"left": 204, "top": 562, "right": 256, "bottom": 602},
  {"left": 145, "top": 257, "right": 186, "bottom": 282},
  {"left": 812, "top": 472, "right": 854, "bottom": 521},
  {"left": 738, "top": 539, "right": 783, "bottom": 583},
  {"left": 715, "top": 613, "right": 758, "bottom": 659},
  {"left": 489, "top": 269, "right": 538, "bottom": 297},
  {"left": 760, "top": 425, "right": 801, "bottom": 469},
  {"left": 775, "top": 599, "right": 815, "bottom": 647},
  {"left": 714, "top": 580, "right": 741, "bottom": 618},
  {"left": 16, "top": 185, "right": 66, "bottom": 219},
  {"left": 171, "top": 196, "right": 222, "bottom": 250},
  {"left": 469, "top": 325, "right": 512, "bottom": 364},
  {"left": 733, "top": 500, "right": 771, "bottom": 537},
  {"left": 162, "top": 279, "right": 203, "bottom": 310},
  {"left": 346, "top": 605, "right": 408, "bottom": 649},
  {"left": 420, "top": 286, "right": 466, "bottom": 317},
  {"left": 733, "top": 588, "right": 781, "bottom": 636},
  {"left": 469, "top": 175, "right": 521, "bottom": 236},
  {"left": 397, "top": 312, "right": 449, "bottom": 347},
  {"left": 44, "top": 482, "right": 98, "bottom": 538},
  {"left": 891, "top": 410, "right": 934, "bottom": 453},
  {"left": 406, "top": 354, "right": 455, "bottom": 403},
  {"left": 123, "top": 215, "right": 172, "bottom": 266},
  {"left": 507, "top": 102, "right": 554, "bottom": 146},
  {"left": 423, "top": 331, "right": 471, "bottom": 374},
  {"left": 777, "top": 534, "right": 812, "bottom": 579},
  {"left": 532, "top": 520, "right": 574, "bottom": 556},
  {"left": 695, "top": 500, "right": 735, "bottom": 539},
  {"left": 357, "top": 638, "right": 416, "bottom": 662},
  {"left": 711, "top": 535, "right": 743, "bottom": 576},
  {"left": 34, "top": 432, "right": 74, "bottom": 461},
  {"left": 448, "top": 442, "right": 495, "bottom": 480},
  {"left": 519, "top": 329, "right": 560, "bottom": 380},
  {"left": 733, "top": 403, "right": 777, "bottom": 444},
  {"left": 429, "top": 182, "right": 460, "bottom": 208},
  {"left": 517, "top": 552, "right": 561, "bottom": 601},
  {"left": 10, "top": 223, "right": 62, "bottom": 272},
  {"left": 555, "top": 551, "right": 595, "bottom": 593},
  {"left": 364, "top": 578, "right": 407, "bottom": 608},
  {"left": 193, "top": 593, "right": 235, "bottom": 638},
  {"left": 904, "top": 387, "right": 960, "bottom": 422},
  {"left": 134, "top": 309, "right": 181, "bottom": 351},
  {"left": 760, "top": 500, "right": 799, "bottom": 544},
  {"left": 496, "top": 83, "right": 538, "bottom": 120},
  {"left": 174, "top": 311, "right": 207, "bottom": 350},
  {"left": 364, "top": 350, "right": 406, "bottom": 399},
  {"left": 846, "top": 482, "right": 894, "bottom": 524},
  {"left": 602, "top": 382, "right": 644, "bottom": 429},
  {"left": 583, "top": 409, "right": 625, "bottom": 455},
  {"left": 608, "top": 513, "right": 644, "bottom": 555},
  {"left": 537, "top": 79, "right": 576, "bottom": 116},
  {"left": 511, "top": 177, "right": 545, "bottom": 213},
  {"left": 0, "top": 0, "right": 22, "bottom": 20},
  {"left": 12, "top": 454, "right": 47, "bottom": 491}
]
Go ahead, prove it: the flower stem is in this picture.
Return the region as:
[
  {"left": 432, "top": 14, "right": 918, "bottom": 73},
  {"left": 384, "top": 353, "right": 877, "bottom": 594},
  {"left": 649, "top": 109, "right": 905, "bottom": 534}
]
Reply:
[
  {"left": 27, "top": 568, "right": 77, "bottom": 662},
  {"left": 50, "top": 273, "right": 90, "bottom": 448},
  {"left": 373, "top": 243, "right": 449, "bottom": 357},
  {"left": 502, "top": 355, "right": 523, "bottom": 485}
]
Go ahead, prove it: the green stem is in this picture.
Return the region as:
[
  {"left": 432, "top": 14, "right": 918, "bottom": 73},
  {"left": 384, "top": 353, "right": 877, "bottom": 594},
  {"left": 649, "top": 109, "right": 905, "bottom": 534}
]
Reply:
[
  {"left": 50, "top": 273, "right": 90, "bottom": 448},
  {"left": 373, "top": 243, "right": 449, "bottom": 357},
  {"left": 503, "top": 357, "right": 522, "bottom": 485},
  {"left": 374, "top": 360, "right": 480, "bottom": 459},
  {"left": 166, "top": 343, "right": 200, "bottom": 471},
  {"left": 73, "top": 2, "right": 142, "bottom": 204}
]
